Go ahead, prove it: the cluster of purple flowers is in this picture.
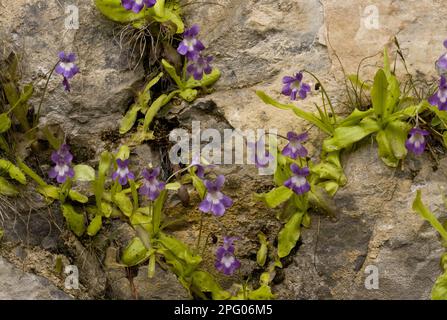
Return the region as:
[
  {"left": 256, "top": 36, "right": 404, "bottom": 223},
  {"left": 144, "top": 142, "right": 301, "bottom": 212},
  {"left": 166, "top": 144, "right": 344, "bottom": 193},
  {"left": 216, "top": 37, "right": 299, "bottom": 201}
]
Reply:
[
  {"left": 49, "top": 144, "right": 75, "bottom": 184},
  {"left": 190, "top": 155, "right": 239, "bottom": 275},
  {"left": 121, "top": 0, "right": 156, "bottom": 13},
  {"left": 111, "top": 159, "right": 166, "bottom": 201},
  {"left": 55, "top": 52, "right": 79, "bottom": 92},
  {"left": 250, "top": 130, "right": 311, "bottom": 196},
  {"left": 402, "top": 40, "right": 447, "bottom": 156},
  {"left": 281, "top": 132, "right": 311, "bottom": 196},
  {"left": 177, "top": 25, "right": 213, "bottom": 81}
]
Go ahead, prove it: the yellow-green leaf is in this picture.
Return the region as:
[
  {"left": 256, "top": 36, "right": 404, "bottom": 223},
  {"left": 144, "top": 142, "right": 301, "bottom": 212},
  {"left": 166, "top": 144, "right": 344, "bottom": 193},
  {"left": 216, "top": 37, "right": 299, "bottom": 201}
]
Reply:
[
  {"left": 257, "top": 186, "right": 293, "bottom": 209},
  {"left": 323, "top": 117, "right": 380, "bottom": 152},
  {"left": 412, "top": 190, "right": 447, "bottom": 243},
  {"left": 0, "top": 176, "right": 18, "bottom": 196},
  {"left": 0, "top": 113, "right": 11, "bottom": 134},
  {"left": 73, "top": 164, "right": 95, "bottom": 182},
  {"left": 257, "top": 233, "right": 268, "bottom": 267},
  {"left": 162, "top": 59, "right": 184, "bottom": 89},
  {"left": 278, "top": 212, "right": 304, "bottom": 258},
  {"left": 432, "top": 271, "right": 447, "bottom": 300},
  {"left": 165, "top": 182, "right": 181, "bottom": 191},
  {"left": 120, "top": 105, "right": 141, "bottom": 135},
  {"left": 37, "top": 185, "right": 59, "bottom": 200},
  {"left": 0, "top": 159, "right": 26, "bottom": 184},
  {"left": 116, "top": 145, "right": 130, "bottom": 160},
  {"left": 68, "top": 190, "right": 89, "bottom": 204},
  {"left": 61, "top": 204, "right": 86, "bottom": 237},
  {"left": 114, "top": 192, "right": 133, "bottom": 217},
  {"left": 87, "top": 215, "right": 102, "bottom": 237},
  {"left": 190, "top": 271, "right": 231, "bottom": 300},
  {"left": 179, "top": 88, "right": 198, "bottom": 102},
  {"left": 95, "top": 0, "right": 149, "bottom": 24},
  {"left": 121, "top": 237, "right": 151, "bottom": 266},
  {"left": 185, "top": 68, "right": 221, "bottom": 89}
]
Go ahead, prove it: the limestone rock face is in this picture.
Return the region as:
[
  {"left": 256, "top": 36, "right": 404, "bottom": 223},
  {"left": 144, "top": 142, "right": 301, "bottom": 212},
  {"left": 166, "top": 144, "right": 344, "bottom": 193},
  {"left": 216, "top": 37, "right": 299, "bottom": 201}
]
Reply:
[
  {"left": 181, "top": 0, "right": 446, "bottom": 300},
  {"left": 274, "top": 145, "right": 445, "bottom": 299},
  {"left": 0, "top": 0, "right": 144, "bottom": 146},
  {"left": 0, "top": 0, "right": 446, "bottom": 300}
]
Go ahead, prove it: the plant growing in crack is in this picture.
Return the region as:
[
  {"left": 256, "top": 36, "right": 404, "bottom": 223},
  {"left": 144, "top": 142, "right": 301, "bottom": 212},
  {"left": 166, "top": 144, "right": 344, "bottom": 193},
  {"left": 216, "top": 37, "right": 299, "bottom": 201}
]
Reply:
[{"left": 254, "top": 40, "right": 447, "bottom": 291}]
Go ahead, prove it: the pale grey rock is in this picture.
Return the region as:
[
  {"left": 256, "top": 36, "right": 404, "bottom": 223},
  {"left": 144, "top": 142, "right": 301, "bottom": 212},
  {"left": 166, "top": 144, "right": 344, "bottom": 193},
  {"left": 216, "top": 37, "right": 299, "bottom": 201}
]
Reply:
[{"left": 0, "top": 256, "right": 72, "bottom": 300}]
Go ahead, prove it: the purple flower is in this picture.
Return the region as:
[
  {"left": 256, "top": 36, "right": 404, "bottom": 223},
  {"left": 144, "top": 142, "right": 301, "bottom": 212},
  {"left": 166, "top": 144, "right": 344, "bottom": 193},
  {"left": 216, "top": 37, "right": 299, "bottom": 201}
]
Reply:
[
  {"left": 282, "top": 132, "right": 308, "bottom": 159},
  {"left": 405, "top": 128, "right": 429, "bottom": 156},
  {"left": 49, "top": 144, "right": 74, "bottom": 184},
  {"left": 282, "top": 72, "right": 311, "bottom": 101},
  {"left": 436, "top": 40, "right": 447, "bottom": 75},
  {"left": 199, "top": 175, "right": 233, "bottom": 217},
  {"left": 177, "top": 25, "right": 205, "bottom": 61},
  {"left": 139, "top": 167, "right": 165, "bottom": 201},
  {"left": 121, "top": 0, "right": 156, "bottom": 13},
  {"left": 187, "top": 55, "right": 213, "bottom": 81},
  {"left": 112, "top": 159, "right": 135, "bottom": 186},
  {"left": 284, "top": 164, "right": 310, "bottom": 195},
  {"left": 428, "top": 76, "right": 447, "bottom": 111},
  {"left": 215, "top": 237, "right": 241, "bottom": 276},
  {"left": 248, "top": 136, "right": 274, "bottom": 169},
  {"left": 55, "top": 52, "right": 79, "bottom": 92}
]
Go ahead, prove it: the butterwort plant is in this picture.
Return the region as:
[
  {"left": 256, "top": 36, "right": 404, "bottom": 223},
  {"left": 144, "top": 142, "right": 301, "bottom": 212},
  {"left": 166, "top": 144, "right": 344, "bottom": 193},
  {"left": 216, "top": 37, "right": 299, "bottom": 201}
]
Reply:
[
  {"left": 253, "top": 130, "right": 314, "bottom": 259},
  {"left": 177, "top": 24, "right": 214, "bottom": 81}
]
